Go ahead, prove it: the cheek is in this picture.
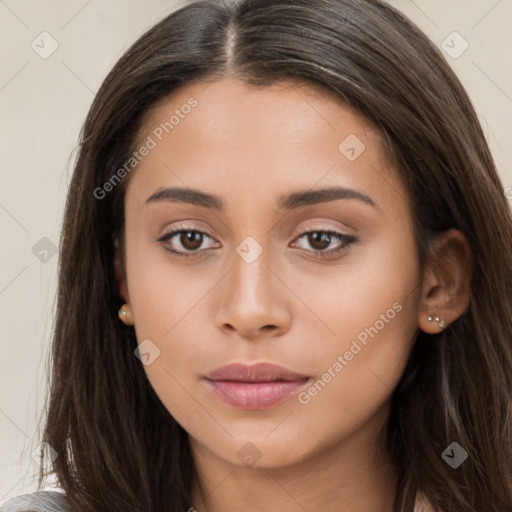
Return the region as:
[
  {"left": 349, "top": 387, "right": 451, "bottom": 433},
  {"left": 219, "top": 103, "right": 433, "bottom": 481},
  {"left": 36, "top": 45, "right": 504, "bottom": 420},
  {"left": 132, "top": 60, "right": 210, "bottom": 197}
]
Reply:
[
  {"left": 123, "top": 237, "right": 218, "bottom": 404},
  {"left": 294, "top": 223, "right": 419, "bottom": 344},
  {"left": 124, "top": 249, "right": 214, "bottom": 430},
  {"left": 294, "top": 304, "right": 417, "bottom": 454},
  {"left": 294, "top": 231, "right": 420, "bottom": 432},
  {"left": 124, "top": 228, "right": 212, "bottom": 336}
]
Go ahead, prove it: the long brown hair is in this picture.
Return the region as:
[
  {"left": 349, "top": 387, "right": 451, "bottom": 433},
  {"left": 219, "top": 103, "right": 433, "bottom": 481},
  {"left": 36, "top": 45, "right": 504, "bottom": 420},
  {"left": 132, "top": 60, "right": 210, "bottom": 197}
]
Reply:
[{"left": 37, "top": 0, "right": 512, "bottom": 510}]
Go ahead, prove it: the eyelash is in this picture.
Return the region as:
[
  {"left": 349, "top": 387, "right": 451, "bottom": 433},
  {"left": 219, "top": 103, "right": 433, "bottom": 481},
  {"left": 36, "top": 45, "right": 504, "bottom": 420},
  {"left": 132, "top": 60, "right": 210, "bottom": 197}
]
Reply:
[{"left": 156, "top": 225, "right": 356, "bottom": 260}]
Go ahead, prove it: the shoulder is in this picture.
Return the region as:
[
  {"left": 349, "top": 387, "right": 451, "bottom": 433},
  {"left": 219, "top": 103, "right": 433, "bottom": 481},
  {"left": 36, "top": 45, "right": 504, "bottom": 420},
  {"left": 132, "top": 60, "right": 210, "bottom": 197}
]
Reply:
[{"left": 0, "top": 490, "right": 71, "bottom": 512}]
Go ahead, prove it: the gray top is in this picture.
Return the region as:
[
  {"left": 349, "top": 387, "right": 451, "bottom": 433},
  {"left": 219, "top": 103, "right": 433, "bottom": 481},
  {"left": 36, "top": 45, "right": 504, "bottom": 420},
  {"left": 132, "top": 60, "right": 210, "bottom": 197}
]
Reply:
[
  {"left": 1, "top": 489, "right": 435, "bottom": 511},
  {"left": 0, "top": 491, "right": 71, "bottom": 512}
]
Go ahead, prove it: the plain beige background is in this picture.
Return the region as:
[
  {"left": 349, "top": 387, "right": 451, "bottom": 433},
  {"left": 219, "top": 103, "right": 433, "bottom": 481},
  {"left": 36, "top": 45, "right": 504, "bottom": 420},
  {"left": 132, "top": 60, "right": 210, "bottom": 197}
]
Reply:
[{"left": 1, "top": 0, "right": 511, "bottom": 504}]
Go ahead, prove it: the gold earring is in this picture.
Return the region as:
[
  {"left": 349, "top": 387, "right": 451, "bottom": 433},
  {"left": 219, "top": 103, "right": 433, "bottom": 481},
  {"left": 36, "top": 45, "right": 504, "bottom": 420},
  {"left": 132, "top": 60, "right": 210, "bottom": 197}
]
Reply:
[
  {"left": 118, "top": 304, "right": 133, "bottom": 325},
  {"left": 427, "top": 314, "right": 446, "bottom": 329}
]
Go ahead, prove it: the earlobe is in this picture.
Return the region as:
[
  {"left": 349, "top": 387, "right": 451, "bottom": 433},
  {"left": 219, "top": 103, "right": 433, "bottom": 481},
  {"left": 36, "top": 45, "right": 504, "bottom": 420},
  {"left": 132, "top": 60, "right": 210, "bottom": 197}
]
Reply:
[
  {"left": 417, "top": 228, "right": 472, "bottom": 334},
  {"left": 114, "top": 239, "right": 134, "bottom": 326},
  {"left": 118, "top": 303, "right": 134, "bottom": 326}
]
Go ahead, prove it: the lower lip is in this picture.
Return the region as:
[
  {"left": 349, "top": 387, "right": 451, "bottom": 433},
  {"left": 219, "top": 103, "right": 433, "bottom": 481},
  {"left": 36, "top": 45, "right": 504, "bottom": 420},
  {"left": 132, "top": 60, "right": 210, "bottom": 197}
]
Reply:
[{"left": 204, "top": 379, "right": 309, "bottom": 409}]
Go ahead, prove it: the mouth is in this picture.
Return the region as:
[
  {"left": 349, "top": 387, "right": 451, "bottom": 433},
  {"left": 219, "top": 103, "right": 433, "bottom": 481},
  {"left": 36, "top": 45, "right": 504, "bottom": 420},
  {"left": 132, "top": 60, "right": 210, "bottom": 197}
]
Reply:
[{"left": 203, "top": 362, "right": 310, "bottom": 410}]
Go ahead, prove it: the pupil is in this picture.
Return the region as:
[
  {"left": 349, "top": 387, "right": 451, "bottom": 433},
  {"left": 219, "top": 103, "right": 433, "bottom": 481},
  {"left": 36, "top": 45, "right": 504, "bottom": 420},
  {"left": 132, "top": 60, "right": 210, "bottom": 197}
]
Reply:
[
  {"left": 309, "top": 232, "right": 330, "bottom": 250},
  {"left": 181, "top": 231, "right": 202, "bottom": 250}
]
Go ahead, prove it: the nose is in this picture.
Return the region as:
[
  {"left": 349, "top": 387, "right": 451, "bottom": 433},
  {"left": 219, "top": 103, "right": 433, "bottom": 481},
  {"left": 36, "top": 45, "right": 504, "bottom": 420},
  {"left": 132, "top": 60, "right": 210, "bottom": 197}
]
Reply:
[{"left": 213, "top": 243, "right": 292, "bottom": 341}]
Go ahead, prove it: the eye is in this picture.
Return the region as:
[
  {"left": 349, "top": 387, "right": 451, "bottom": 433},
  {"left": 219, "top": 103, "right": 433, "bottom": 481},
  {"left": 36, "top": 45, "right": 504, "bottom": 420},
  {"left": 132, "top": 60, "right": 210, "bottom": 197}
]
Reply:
[
  {"left": 156, "top": 226, "right": 356, "bottom": 260},
  {"left": 291, "top": 229, "right": 356, "bottom": 258},
  {"left": 157, "top": 227, "right": 219, "bottom": 258}
]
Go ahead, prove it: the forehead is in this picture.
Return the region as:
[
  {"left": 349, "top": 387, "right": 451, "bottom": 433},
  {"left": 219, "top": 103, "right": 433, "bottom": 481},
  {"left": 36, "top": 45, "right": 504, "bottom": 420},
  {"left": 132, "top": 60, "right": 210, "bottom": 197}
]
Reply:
[
  {"left": 125, "top": 76, "right": 407, "bottom": 214},
  {"left": 140, "top": 76, "right": 379, "bottom": 147}
]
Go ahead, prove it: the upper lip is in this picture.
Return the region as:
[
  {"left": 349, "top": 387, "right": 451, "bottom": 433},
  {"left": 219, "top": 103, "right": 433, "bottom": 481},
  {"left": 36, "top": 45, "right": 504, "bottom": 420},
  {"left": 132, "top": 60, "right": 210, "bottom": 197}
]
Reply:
[{"left": 204, "top": 362, "right": 309, "bottom": 382}]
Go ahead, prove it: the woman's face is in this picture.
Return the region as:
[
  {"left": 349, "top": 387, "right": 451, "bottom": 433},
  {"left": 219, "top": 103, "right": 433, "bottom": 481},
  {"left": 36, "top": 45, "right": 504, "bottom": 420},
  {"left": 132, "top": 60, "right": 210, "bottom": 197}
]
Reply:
[{"left": 118, "top": 76, "right": 424, "bottom": 469}]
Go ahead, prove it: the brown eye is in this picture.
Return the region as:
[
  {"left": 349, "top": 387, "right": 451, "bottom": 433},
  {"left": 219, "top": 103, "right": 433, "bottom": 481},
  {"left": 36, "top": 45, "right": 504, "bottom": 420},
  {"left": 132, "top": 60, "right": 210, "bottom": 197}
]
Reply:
[
  {"left": 292, "top": 229, "right": 356, "bottom": 259},
  {"left": 179, "top": 231, "right": 203, "bottom": 251},
  {"left": 157, "top": 228, "right": 219, "bottom": 258},
  {"left": 307, "top": 232, "right": 332, "bottom": 251}
]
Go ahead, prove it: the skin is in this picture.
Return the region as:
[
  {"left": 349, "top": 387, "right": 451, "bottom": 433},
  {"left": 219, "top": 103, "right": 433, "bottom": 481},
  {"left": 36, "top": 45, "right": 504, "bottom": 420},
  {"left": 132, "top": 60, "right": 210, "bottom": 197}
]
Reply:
[{"left": 115, "top": 77, "right": 472, "bottom": 512}]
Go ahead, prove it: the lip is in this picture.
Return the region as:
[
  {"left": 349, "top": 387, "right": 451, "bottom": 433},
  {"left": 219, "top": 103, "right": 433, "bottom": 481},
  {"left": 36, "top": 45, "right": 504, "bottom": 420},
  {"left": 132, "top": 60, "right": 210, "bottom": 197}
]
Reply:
[{"left": 203, "top": 362, "right": 310, "bottom": 410}]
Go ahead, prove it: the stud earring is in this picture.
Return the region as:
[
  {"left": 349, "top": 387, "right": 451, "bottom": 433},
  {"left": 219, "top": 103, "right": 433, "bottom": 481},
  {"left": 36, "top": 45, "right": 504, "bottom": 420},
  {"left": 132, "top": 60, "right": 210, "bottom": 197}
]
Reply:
[
  {"left": 118, "top": 304, "right": 133, "bottom": 325},
  {"left": 427, "top": 314, "right": 446, "bottom": 329}
]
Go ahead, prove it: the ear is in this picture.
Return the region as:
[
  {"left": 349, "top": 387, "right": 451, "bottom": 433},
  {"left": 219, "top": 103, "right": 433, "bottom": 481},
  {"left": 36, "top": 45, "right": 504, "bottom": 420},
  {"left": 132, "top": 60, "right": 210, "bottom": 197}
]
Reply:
[
  {"left": 114, "top": 238, "right": 130, "bottom": 303},
  {"left": 417, "top": 229, "right": 472, "bottom": 333}
]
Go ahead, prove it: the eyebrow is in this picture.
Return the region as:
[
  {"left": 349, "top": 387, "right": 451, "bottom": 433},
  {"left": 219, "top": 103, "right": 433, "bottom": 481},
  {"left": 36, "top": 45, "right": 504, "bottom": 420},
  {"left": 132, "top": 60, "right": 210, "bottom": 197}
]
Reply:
[{"left": 145, "top": 186, "right": 378, "bottom": 211}]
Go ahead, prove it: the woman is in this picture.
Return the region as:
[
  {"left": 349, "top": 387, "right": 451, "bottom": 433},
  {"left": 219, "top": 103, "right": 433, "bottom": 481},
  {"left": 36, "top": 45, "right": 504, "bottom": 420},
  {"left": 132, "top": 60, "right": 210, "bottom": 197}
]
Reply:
[{"left": 2, "top": 0, "right": 511, "bottom": 511}]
